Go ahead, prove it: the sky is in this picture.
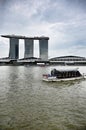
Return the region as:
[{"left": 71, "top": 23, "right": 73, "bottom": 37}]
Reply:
[{"left": 0, "top": 0, "right": 86, "bottom": 58}]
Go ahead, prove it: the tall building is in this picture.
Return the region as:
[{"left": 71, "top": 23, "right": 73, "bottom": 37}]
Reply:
[
  {"left": 9, "top": 37, "right": 19, "bottom": 59},
  {"left": 39, "top": 39, "right": 48, "bottom": 60},
  {"left": 1, "top": 35, "right": 49, "bottom": 60},
  {"left": 24, "top": 39, "right": 34, "bottom": 58}
]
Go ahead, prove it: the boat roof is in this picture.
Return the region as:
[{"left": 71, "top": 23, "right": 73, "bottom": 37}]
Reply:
[{"left": 52, "top": 68, "right": 79, "bottom": 72}]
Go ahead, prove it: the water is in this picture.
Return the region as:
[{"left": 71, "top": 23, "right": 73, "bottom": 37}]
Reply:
[{"left": 0, "top": 66, "right": 86, "bottom": 130}]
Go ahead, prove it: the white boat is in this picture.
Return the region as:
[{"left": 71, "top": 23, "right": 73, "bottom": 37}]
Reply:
[{"left": 42, "top": 68, "right": 85, "bottom": 82}]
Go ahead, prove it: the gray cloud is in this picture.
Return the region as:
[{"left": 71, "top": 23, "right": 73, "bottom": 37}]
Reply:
[
  {"left": 0, "top": 0, "right": 8, "bottom": 24},
  {"left": 66, "top": 0, "right": 86, "bottom": 9},
  {"left": 0, "top": 0, "right": 86, "bottom": 58},
  {"left": 40, "top": 0, "right": 86, "bottom": 23}
]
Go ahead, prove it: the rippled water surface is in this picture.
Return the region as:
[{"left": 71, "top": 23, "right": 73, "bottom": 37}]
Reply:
[{"left": 0, "top": 66, "right": 86, "bottom": 130}]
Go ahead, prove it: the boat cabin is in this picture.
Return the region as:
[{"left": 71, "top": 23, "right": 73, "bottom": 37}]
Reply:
[{"left": 51, "top": 69, "right": 81, "bottom": 79}]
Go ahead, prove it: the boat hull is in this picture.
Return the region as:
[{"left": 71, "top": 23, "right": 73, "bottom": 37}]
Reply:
[{"left": 42, "top": 76, "right": 85, "bottom": 82}]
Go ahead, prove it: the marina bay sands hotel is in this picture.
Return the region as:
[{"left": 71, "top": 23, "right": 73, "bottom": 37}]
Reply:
[
  {"left": 1, "top": 35, "right": 86, "bottom": 66},
  {"left": 1, "top": 35, "right": 49, "bottom": 60}
]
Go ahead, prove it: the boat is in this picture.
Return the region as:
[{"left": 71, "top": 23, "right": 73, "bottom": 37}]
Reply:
[{"left": 42, "top": 68, "right": 85, "bottom": 82}]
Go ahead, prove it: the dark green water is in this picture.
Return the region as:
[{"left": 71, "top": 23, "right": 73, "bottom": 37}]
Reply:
[{"left": 0, "top": 66, "right": 86, "bottom": 130}]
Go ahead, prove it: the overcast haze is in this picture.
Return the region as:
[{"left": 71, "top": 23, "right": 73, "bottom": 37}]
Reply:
[{"left": 0, "top": 0, "right": 86, "bottom": 58}]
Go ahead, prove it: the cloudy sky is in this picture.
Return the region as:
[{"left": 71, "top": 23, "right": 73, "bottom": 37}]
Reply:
[{"left": 0, "top": 0, "right": 86, "bottom": 58}]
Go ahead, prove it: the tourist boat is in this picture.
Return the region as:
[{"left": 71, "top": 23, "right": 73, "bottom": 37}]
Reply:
[{"left": 42, "top": 68, "right": 85, "bottom": 82}]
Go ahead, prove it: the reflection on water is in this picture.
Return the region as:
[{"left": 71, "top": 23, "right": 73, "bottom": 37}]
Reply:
[{"left": 0, "top": 66, "right": 86, "bottom": 130}]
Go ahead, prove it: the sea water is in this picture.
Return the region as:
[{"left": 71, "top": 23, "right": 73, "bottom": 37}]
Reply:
[{"left": 0, "top": 66, "right": 86, "bottom": 130}]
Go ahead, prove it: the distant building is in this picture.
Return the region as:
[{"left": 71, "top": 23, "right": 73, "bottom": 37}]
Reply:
[
  {"left": 49, "top": 56, "right": 86, "bottom": 61},
  {"left": 49, "top": 56, "right": 86, "bottom": 65},
  {"left": 1, "top": 35, "right": 49, "bottom": 61}
]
